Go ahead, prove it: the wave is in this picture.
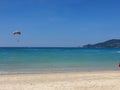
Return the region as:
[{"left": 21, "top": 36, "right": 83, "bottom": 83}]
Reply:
[{"left": 117, "top": 51, "right": 120, "bottom": 53}]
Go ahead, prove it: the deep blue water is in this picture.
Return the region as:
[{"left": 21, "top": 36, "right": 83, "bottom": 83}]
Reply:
[{"left": 0, "top": 47, "right": 120, "bottom": 74}]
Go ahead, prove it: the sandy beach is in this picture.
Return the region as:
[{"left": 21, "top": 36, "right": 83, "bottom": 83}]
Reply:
[{"left": 0, "top": 71, "right": 120, "bottom": 90}]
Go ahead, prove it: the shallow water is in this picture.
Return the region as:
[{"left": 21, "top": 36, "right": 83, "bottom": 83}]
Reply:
[{"left": 0, "top": 47, "right": 120, "bottom": 74}]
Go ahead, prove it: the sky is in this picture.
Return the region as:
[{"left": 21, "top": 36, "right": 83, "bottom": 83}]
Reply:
[{"left": 0, "top": 0, "right": 120, "bottom": 47}]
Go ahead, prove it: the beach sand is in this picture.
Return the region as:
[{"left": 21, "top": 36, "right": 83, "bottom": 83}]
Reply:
[{"left": 0, "top": 71, "right": 120, "bottom": 90}]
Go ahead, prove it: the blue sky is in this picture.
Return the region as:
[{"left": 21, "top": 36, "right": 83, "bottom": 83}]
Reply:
[{"left": 0, "top": 0, "right": 120, "bottom": 47}]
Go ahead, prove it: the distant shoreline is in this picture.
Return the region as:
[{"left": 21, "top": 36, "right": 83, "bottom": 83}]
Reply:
[{"left": 1, "top": 47, "right": 120, "bottom": 49}]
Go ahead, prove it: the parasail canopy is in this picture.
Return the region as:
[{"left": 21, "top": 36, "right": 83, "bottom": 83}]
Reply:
[{"left": 13, "top": 30, "right": 21, "bottom": 35}]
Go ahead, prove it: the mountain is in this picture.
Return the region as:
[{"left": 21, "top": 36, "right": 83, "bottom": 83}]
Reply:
[{"left": 83, "top": 39, "right": 120, "bottom": 48}]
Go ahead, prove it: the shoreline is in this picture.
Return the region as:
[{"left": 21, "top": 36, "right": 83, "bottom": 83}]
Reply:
[
  {"left": 0, "top": 69, "right": 119, "bottom": 75},
  {"left": 0, "top": 70, "right": 120, "bottom": 90}
]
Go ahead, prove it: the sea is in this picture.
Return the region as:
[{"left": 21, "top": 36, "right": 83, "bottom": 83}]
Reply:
[{"left": 0, "top": 47, "right": 120, "bottom": 74}]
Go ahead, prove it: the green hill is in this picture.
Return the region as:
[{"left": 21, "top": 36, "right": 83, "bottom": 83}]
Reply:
[{"left": 83, "top": 39, "right": 120, "bottom": 48}]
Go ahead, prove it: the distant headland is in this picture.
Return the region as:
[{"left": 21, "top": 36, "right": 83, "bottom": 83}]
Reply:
[{"left": 82, "top": 39, "right": 120, "bottom": 48}]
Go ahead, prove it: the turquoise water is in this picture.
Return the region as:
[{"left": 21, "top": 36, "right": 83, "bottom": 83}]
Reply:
[{"left": 0, "top": 47, "right": 120, "bottom": 74}]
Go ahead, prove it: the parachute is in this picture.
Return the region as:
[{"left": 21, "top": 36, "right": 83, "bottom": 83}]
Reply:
[
  {"left": 13, "top": 30, "right": 21, "bottom": 35},
  {"left": 13, "top": 30, "right": 21, "bottom": 42}
]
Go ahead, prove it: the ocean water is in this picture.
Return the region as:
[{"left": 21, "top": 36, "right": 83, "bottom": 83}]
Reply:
[{"left": 0, "top": 47, "right": 120, "bottom": 74}]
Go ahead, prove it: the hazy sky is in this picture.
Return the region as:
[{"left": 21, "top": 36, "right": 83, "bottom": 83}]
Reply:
[{"left": 0, "top": 0, "right": 120, "bottom": 47}]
